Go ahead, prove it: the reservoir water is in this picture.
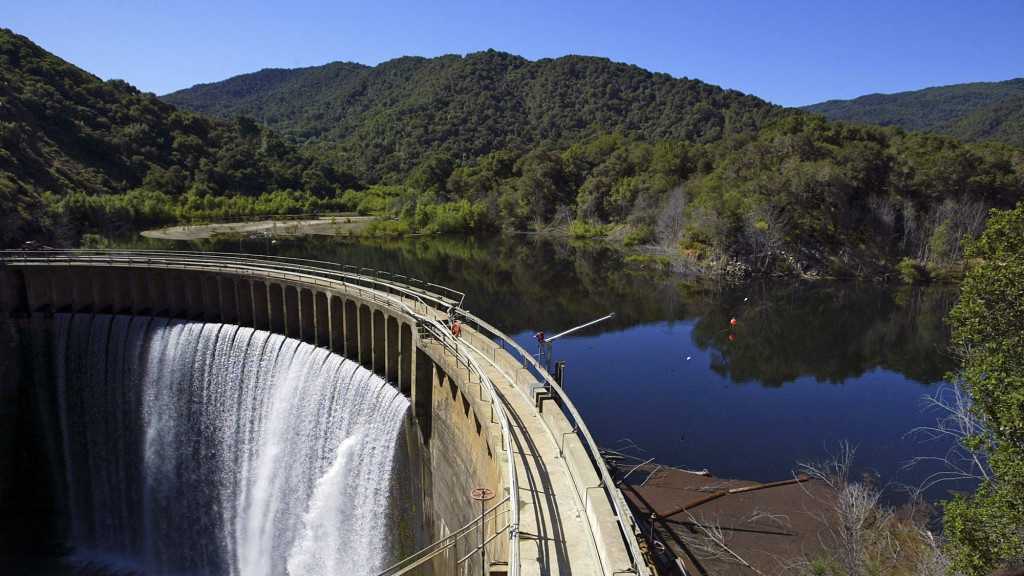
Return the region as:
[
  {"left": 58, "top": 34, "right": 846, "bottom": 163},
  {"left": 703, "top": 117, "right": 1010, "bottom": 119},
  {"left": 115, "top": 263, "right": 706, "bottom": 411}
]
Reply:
[{"left": 109, "top": 233, "right": 963, "bottom": 500}]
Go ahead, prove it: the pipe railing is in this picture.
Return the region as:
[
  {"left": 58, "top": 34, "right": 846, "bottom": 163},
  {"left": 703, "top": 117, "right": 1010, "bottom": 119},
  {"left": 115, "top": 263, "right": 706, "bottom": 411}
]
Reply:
[
  {"left": 413, "top": 314, "right": 521, "bottom": 575},
  {"left": 0, "top": 249, "right": 465, "bottom": 309},
  {"left": 455, "top": 311, "right": 651, "bottom": 576},
  {"left": 376, "top": 495, "right": 511, "bottom": 576}
]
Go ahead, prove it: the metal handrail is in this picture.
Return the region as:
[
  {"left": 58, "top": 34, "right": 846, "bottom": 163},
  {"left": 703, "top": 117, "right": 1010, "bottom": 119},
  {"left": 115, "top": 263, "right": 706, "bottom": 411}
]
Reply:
[
  {"left": 458, "top": 312, "right": 652, "bottom": 576},
  {"left": 376, "top": 495, "right": 511, "bottom": 576},
  {"left": 0, "top": 249, "right": 466, "bottom": 308},
  {"left": 415, "top": 314, "right": 520, "bottom": 575}
]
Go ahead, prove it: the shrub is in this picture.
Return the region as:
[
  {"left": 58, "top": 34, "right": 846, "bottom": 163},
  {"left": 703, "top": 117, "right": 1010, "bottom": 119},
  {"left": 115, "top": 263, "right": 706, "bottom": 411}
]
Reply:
[
  {"left": 568, "top": 219, "right": 611, "bottom": 239},
  {"left": 622, "top": 225, "right": 654, "bottom": 247},
  {"left": 414, "top": 200, "right": 486, "bottom": 234},
  {"left": 896, "top": 258, "right": 929, "bottom": 284},
  {"left": 363, "top": 219, "right": 411, "bottom": 237}
]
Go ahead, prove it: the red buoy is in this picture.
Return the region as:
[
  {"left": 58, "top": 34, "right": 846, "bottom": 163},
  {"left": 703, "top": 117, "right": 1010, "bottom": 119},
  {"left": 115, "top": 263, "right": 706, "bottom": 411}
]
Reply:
[{"left": 730, "top": 318, "right": 737, "bottom": 326}]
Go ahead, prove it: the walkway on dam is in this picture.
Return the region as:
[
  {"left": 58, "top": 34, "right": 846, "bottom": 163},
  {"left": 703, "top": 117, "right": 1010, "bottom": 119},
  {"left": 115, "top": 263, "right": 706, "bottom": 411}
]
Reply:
[
  {"left": 383, "top": 286, "right": 625, "bottom": 575},
  {"left": 430, "top": 320, "right": 601, "bottom": 575}
]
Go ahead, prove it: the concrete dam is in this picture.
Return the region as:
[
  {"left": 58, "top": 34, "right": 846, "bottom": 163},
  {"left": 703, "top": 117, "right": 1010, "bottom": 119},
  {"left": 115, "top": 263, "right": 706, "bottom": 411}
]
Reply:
[{"left": 0, "top": 250, "right": 651, "bottom": 576}]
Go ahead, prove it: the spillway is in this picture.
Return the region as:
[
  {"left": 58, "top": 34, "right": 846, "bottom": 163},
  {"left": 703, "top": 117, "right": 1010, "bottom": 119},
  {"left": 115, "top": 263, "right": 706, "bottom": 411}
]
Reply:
[
  {"left": 51, "top": 313, "right": 410, "bottom": 576},
  {"left": 0, "top": 254, "right": 654, "bottom": 576}
]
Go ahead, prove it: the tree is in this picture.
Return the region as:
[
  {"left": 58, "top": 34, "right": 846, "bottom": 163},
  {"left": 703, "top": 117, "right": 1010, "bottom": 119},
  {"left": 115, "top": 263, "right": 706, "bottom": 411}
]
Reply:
[
  {"left": 405, "top": 153, "right": 454, "bottom": 196},
  {"left": 513, "top": 149, "right": 566, "bottom": 224},
  {"left": 944, "top": 203, "right": 1024, "bottom": 575}
]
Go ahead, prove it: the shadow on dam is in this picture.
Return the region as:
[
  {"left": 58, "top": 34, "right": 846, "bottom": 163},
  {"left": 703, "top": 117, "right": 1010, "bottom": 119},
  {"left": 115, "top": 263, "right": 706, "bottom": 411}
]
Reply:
[{"left": 0, "top": 313, "right": 431, "bottom": 576}]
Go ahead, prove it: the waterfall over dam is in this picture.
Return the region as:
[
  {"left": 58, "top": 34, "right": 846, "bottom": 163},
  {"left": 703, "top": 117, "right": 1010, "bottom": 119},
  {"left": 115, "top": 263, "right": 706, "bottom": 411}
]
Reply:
[{"left": 52, "top": 313, "right": 411, "bottom": 576}]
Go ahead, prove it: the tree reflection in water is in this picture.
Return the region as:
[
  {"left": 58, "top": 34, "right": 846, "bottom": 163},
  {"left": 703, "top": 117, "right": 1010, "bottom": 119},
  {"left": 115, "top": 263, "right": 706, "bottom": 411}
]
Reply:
[{"left": 111, "top": 232, "right": 961, "bottom": 492}]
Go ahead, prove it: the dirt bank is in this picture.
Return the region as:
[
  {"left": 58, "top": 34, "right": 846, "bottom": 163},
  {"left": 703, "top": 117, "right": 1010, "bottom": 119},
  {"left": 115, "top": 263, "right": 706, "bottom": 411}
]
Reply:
[{"left": 141, "top": 216, "right": 376, "bottom": 240}]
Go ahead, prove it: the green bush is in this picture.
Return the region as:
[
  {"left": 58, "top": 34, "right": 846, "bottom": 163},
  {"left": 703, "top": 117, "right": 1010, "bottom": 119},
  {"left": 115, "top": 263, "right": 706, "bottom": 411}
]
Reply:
[
  {"left": 414, "top": 200, "right": 487, "bottom": 234},
  {"left": 896, "top": 258, "right": 929, "bottom": 284},
  {"left": 568, "top": 219, "right": 611, "bottom": 239},
  {"left": 622, "top": 225, "right": 654, "bottom": 247},
  {"left": 52, "top": 188, "right": 177, "bottom": 234},
  {"left": 623, "top": 254, "right": 670, "bottom": 270},
  {"left": 363, "top": 219, "right": 412, "bottom": 237},
  {"left": 944, "top": 203, "right": 1024, "bottom": 575}
]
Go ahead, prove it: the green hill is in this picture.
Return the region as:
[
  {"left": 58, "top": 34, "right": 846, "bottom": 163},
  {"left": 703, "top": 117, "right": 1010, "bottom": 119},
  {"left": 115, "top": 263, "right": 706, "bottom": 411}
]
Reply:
[
  {"left": 945, "top": 93, "right": 1024, "bottom": 148},
  {"left": 162, "top": 51, "right": 781, "bottom": 180},
  {"left": 803, "top": 78, "right": 1024, "bottom": 146},
  {"left": 2, "top": 28, "right": 1022, "bottom": 281},
  {"left": 0, "top": 28, "right": 356, "bottom": 246}
]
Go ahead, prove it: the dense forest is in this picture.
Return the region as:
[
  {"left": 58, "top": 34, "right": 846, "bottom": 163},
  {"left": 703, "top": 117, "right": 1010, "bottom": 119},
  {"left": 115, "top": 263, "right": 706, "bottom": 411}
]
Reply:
[
  {"left": 336, "top": 116, "right": 1023, "bottom": 280},
  {"left": 945, "top": 93, "right": 1024, "bottom": 148},
  {"left": 804, "top": 78, "right": 1024, "bottom": 148},
  {"left": 3, "top": 28, "right": 1024, "bottom": 282},
  {"left": 163, "top": 51, "right": 781, "bottom": 180}
]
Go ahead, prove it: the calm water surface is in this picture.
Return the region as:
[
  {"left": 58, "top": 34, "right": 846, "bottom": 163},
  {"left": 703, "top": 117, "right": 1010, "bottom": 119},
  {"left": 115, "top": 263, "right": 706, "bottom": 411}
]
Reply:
[{"left": 110, "top": 233, "right": 962, "bottom": 498}]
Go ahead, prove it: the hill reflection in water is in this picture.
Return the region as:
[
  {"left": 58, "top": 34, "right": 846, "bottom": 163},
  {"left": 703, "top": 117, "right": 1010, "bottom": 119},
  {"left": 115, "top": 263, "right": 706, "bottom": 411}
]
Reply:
[{"left": 115, "top": 233, "right": 960, "bottom": 493}]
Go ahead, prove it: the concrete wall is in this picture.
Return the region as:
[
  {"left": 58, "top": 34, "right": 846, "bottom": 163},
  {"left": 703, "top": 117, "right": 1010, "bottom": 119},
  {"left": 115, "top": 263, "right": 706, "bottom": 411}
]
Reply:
[
  {"left": 0, "top": 264, "right": 506, "bottom": 570},
  {"left": 0, "top": 311, "right": 68, "bottom": 556}
]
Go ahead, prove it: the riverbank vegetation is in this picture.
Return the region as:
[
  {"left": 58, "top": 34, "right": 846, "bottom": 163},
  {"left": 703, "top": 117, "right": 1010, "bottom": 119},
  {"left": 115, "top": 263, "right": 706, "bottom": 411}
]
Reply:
[
  {"left": 790, "top": 444, "right": 950, "bottom": 576},
  {"left": 344, "top": 118, "right": 1021, "bottom": 281},
  {"left": 942, "top": 203, "right": 1024, "bottom": 575}
]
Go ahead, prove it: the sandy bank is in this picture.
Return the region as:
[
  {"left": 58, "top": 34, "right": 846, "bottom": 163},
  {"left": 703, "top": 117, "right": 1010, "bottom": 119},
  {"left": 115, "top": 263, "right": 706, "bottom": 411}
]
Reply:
[{"left": 141, "top": 216, "right": 376, "bottom": 240}]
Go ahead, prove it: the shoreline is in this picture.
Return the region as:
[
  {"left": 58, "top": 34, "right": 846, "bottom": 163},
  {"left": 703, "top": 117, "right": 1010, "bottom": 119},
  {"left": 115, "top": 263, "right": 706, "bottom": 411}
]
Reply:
[
  {"left": 140, "top": 215, "right": 376, "bottom": 240},
  {"left": 138, "top": 218, "right": 963, "bottom": 285}
]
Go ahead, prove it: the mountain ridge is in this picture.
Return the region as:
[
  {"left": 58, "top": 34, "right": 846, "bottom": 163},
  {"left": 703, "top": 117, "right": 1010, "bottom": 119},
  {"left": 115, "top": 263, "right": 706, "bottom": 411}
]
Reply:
[
  {"left": 804, "top": 77, "right": 1024, "bottom": 146},
  {"left": 162, "top": 50, "right": 781, "bottom": 180}
]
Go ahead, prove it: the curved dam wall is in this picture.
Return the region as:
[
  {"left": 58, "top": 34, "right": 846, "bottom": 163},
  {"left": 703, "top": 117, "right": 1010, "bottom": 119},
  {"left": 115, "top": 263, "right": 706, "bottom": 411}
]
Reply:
[
  {"left": 55, "top": 313, "right": 412, "bottom": 574},
  {"left": 0, "top": 263, "right": 507, "bottom": 572}
]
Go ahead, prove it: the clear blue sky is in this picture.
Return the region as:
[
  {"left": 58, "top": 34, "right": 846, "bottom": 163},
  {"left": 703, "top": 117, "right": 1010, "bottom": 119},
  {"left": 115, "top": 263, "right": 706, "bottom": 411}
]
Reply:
[{"left": 7, "top": 0, "right": 1023, "bottom": 106}]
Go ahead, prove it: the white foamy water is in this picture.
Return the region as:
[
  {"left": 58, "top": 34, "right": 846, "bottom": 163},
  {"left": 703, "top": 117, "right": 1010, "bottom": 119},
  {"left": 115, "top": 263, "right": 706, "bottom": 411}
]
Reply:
[{"left": 53, "top": 313, "right": 409, "bottom": 576}]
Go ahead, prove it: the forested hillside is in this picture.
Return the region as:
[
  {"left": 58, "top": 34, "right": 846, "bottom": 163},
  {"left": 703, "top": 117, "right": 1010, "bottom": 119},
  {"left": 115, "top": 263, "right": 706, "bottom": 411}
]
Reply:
[
  {"left": 0, "top": 28, "right": 355, "bottom": 246},
  {"left": 2, "top": 28, "right": 1023, "bottom": 282},
  {"left": 355, "top": 115, "right": 1024, "bottom": 279},
  {"left": 804, "top": 78, "right": 1024, "bottom": 147},
  {"left": 162, "top": 51, "right": 781, "bottom": 180},
  {"left": 945, "top": 93, "right": 1024, "bottom": 148}
]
